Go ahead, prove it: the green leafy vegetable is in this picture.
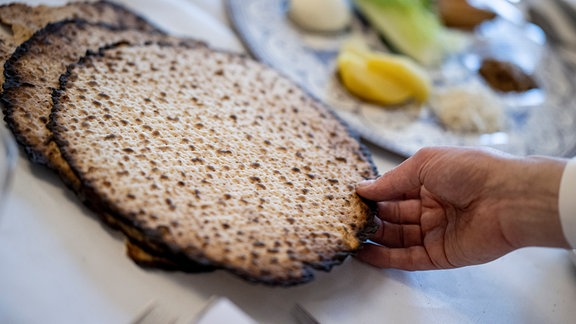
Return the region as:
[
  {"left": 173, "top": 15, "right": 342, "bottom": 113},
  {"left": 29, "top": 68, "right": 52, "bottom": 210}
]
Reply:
[{"left": 354, "top": 0, "right": 463, "bottom": 66}]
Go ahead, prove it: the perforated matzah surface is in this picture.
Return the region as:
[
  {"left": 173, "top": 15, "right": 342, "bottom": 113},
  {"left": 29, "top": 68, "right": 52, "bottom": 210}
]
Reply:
[{"left": 51, "top": 43, "right": 377, "bottom": 286}]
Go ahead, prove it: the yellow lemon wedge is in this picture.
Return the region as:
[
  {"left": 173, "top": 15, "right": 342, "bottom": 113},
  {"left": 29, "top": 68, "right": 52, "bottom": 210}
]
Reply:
[
  {"left": 337, "top": 51, "right": 413, "bottom": 105},
  {"left": 336, "top": 38, "right": 432, "bottom": 106},
  {"left": 366, "top": 54, "right": 431, "bottom": 102}
]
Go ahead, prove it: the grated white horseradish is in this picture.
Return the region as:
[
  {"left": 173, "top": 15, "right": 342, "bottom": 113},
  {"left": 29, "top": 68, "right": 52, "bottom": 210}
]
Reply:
[{"left": 429, "top": 82, "right": 505, "bottom": 133}]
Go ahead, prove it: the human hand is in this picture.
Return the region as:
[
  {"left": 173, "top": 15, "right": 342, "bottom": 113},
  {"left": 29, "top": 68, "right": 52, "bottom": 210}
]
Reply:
[{"left": 355, "top": 147, "right": 569, "bottom": 270}]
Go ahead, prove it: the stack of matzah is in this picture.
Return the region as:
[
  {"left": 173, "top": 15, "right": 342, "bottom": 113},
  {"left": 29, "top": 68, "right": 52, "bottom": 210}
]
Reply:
[{"left": 0, "top": 1, "right": 378, "bottom": 286}]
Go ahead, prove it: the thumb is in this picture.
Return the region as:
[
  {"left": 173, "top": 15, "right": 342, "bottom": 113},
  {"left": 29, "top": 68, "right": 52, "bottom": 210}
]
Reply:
[
  {"left": 356, "top": 158, "right": 423, "bottom": 201},
  {"left": 356, "top": 179, "right": 376, "bottom": 189},
  {"left": 355, "top": 179, "right": 377, "bottom": 199}
]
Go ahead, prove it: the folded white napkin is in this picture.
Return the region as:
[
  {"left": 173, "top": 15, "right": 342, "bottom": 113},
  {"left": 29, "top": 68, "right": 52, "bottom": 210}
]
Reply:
[{"left": 193, "top": 297, "right": 257, "bottom": 324}]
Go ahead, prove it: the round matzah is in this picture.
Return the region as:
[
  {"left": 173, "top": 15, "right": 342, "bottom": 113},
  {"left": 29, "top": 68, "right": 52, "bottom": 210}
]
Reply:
[{"left": 51, "top": 43, "right": 377, "bottom": 286}]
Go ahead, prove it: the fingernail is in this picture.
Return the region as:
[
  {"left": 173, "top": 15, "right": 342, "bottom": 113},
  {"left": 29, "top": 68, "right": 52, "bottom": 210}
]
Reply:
[{"left": 356, "top": 179, "right": 375, "bottom": 188}]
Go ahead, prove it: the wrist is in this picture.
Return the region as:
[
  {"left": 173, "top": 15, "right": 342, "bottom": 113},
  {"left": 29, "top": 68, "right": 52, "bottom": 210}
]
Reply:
[{"left": 501, "top": 156, "right": 570, "bottom": 249}]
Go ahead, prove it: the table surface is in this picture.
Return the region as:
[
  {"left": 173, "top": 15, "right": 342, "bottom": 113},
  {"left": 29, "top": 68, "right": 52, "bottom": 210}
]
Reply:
[{"left": 1, "top": 0, "right": 576, "bottom": 323}]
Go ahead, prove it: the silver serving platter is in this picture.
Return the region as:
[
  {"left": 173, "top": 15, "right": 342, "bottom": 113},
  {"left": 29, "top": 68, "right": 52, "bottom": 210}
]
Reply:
[{"left": 226, "top": 0, "right": 576, "bottom": 157}]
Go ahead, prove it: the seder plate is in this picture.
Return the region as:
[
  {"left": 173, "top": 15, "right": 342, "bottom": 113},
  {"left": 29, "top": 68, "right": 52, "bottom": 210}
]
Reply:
[{"left": 226, "top": 0, "right": 576, "bottom": 157}]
